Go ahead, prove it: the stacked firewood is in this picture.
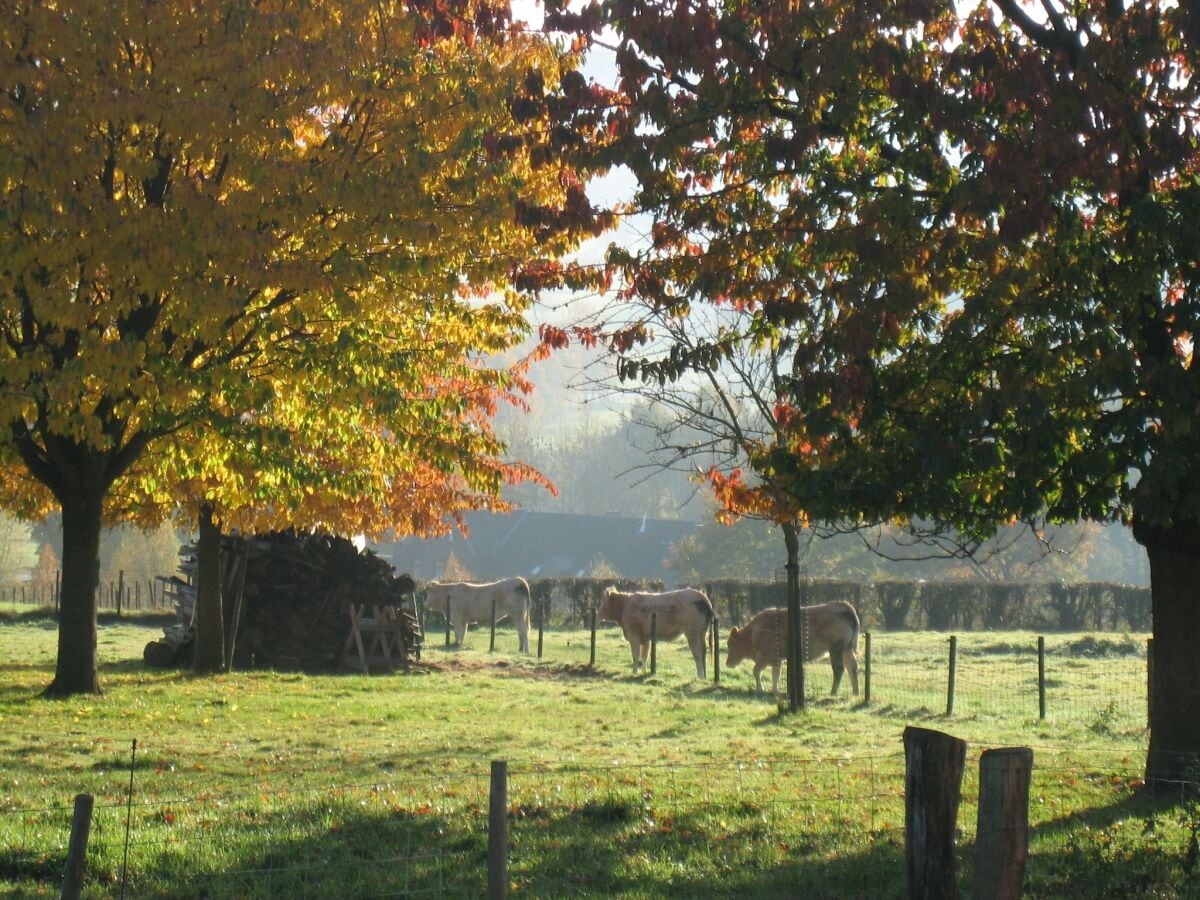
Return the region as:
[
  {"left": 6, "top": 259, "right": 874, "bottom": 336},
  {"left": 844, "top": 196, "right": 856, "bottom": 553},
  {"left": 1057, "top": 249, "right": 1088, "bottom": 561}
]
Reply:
[{"left": 144, "top": 530, "right": 421, "bottom": 672}]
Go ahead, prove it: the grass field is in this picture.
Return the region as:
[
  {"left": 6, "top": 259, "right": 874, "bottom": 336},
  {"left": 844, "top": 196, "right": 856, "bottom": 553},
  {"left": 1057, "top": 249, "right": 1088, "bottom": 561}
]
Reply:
[{"left": 0, "top": 610, "right": 1194, "bottom": 898}]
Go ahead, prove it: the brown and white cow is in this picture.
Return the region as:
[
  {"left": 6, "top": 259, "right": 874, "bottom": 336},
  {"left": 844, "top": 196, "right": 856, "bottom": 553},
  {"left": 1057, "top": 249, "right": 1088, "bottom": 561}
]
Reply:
[
  {"left": 724, "top": 601, "right": 860, "bottom": 696},
  {"left": 599, "top": 587, "right": 714, "bottom": 678},
  {"left": 424, "top": 577, "right": 531, "bottom": 653}
]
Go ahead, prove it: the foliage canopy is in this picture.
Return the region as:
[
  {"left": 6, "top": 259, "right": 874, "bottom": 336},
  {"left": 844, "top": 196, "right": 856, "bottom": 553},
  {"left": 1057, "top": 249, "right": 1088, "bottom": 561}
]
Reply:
[
  {"left": 543, "top": 0, "right": 1200, "bottom": 779},
  {"left": 0, "top": 0, "right": 601, "bottom": 693}
]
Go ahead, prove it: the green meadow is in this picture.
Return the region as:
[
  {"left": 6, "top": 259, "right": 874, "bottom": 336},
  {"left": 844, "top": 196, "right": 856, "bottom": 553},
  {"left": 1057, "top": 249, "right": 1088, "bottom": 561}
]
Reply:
[{"left": 0, "top": 611, "right": 1192, "bottom": 898}]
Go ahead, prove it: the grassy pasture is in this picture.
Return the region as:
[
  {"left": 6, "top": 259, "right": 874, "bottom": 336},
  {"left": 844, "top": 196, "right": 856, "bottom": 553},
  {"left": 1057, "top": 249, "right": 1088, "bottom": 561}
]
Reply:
[{"left": 0, "top": 611, "right": 1193, "bottom": 898}]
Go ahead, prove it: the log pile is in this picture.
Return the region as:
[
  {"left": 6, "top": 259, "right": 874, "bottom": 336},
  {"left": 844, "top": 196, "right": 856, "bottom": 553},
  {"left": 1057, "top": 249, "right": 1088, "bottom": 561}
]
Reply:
[{"left": 144, "top": 530, "right": 421, "bottom": 672}]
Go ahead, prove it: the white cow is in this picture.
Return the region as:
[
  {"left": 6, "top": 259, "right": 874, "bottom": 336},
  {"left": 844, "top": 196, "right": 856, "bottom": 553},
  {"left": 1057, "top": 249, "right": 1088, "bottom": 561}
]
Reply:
[
  {"left": 599, "top": 587, "right": 714, "bottom": 678},
  {"left": 424, "top": 577, "right": 531, "bottom": 653}
]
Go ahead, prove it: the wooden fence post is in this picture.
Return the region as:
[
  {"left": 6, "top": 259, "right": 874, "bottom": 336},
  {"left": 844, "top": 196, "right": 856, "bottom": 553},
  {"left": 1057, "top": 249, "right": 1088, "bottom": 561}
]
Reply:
[
  {"left": 903, "top": 726, "right": 967, "bottom": 900},
  {"left": 488, "top": 760, "right": 508, "bottom": 900},
  {"left": 864, "top": 631, "right": 872, "bottom": 705},
  {"left": 445, "top": 598, "right": 451, "bottom": 647},
  {"left": 650, "top": 613, "right": 657, "bottom": 675},
  {"left": 489, "top": 597, "right": 497, "bottom": 652},
  {"left": 946, "top": 636, "right": 958, "bottom": 716},
  {"left": 1037, "top": 637, "right": 1046, "bottom": 720},
  {"left": 712, "top": 618, "right": 720, "bottom": 685},
  {"left": 537, "top": 599, "right": 545, "bottom": 660},
  {"left": 61, "top": 793, "right": 94, "bottom": 900},
  {"left": 589, "top": 607, "right": 597, "bottom": 667},
  {"left": 971, "top": 747, "right": 1034, "bottom": 900},
  {"left": 116, "top": 570, "right": 124, "bottom": 617}
]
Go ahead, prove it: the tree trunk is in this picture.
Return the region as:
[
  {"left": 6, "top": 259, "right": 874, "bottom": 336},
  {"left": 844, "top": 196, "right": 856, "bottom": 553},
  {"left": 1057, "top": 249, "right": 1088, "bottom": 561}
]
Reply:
[
  {"left": 191, "top": 503, "right": 225, "bottom": 675},
  {"left": 1136, "top": 518, "right": 1200, "bottom": 783},
  {"left": 44, "top": 490, "right": 103, "bottom": 696},
  {"left": 782, "top": 520, "right": 805, "bottom": 711}
]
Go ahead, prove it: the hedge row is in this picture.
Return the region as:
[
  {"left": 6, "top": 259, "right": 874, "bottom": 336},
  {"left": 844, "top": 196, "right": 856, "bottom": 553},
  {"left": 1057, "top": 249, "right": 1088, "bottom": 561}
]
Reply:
[{"left": 501, "top": 577, "right": 1152, "bottom": 633}]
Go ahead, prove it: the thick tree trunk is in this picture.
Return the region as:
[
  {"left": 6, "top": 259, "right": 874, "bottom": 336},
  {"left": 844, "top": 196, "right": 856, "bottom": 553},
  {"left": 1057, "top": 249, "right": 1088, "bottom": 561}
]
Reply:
[
  {"left": 44, "top": 490, "right": 103, "bottom": 696},
  {"left": 1136, "top": 518, "right": 1200, "bottom": 783},
  {"left": 192, "top": 503, "right": 225, "bottom": 675}
]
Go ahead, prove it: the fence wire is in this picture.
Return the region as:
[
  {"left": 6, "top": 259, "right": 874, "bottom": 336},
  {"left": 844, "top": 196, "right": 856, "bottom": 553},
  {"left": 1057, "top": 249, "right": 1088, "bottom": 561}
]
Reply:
[{"left": 3, "top": 747, "right": 1196, "bottom": 898}]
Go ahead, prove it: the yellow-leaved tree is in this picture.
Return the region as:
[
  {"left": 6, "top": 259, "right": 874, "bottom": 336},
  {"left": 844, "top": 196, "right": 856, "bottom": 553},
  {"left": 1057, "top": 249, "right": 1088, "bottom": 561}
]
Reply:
[{"left": 0, "top": 0, "right": 607, "bottom": 694}]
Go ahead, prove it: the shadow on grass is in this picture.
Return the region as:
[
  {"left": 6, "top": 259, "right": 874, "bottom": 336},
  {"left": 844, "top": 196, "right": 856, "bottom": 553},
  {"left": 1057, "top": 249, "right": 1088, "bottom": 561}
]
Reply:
[
  {"left": 1019, "top": 786, "right": 1199, "bottom": 897},
  {"left": 6, "top": 777, "right": 1195, "bottom": 898},
  {"left": 70, "top": 796, "right": 910, "bottom": 899}
]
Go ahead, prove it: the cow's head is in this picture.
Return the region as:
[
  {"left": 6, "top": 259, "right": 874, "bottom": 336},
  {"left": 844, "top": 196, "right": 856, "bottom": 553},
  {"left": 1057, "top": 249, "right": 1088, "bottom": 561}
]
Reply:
[
  {"left": 598, "top": 588, "right": 625, "bottom": 623},
  {"left": 423, "top": 580, "right": 448, "bottom": 610},
  {"left": 725, "top": 624, "right": 750, "bottom": 668}
]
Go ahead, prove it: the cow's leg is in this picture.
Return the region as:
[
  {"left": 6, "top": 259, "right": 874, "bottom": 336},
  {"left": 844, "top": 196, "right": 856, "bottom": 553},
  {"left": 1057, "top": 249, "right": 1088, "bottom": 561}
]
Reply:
[
  {"left": 829, "top": 640, "right": 845, "bottom": 695},
  {"left": 517, "top": 614, "right": 530, "bottom": 653},
  {"left": 629, "top": 638, "right": 643, "bottom": 673},
  {"left": 845, "top": 646, "right": 860, "bottom": 695},
  {"left": 690, "top": 635, "right": 706, "bottom": 679},
  {"left": 753, "top": 662, "right": 765, "bottom": 692},
  {"left": 455, "top": 620, "right": 468, "bottom": 648},
  {"left": 770, "top": 662, "right": 781, "bottom": 696}
]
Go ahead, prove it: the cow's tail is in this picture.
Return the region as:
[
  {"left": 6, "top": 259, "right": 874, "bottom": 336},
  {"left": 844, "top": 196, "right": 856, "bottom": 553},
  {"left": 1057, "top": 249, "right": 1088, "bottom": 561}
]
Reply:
[
  {"left": 842, "top": 602, "right": 861, "bottom": 653},
  {"left": 518, "top": 577, "right": 532, "bottom": 625}
]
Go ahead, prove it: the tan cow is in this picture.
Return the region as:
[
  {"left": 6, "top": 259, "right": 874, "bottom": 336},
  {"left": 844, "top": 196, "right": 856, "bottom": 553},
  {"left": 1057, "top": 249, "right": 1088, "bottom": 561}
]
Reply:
[
  {"left": 424, "top": 577, "right": 531, "bottom": 653},
  {"left": 724, "top": 601, "right": 861, "bottom": 696},
  {"left": 599, "top": 587, "right": 714, "bottom": 678}
]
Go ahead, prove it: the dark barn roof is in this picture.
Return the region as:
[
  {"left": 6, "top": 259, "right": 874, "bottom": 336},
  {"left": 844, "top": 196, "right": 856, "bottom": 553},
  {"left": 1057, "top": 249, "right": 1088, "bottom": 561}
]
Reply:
[{"left": 370, "top": 510, "right": 699, "bottom": 584}]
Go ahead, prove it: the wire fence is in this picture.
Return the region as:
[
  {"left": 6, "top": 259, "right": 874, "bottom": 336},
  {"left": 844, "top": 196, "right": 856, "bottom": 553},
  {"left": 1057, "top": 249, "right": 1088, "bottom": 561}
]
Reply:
[
  {"left": 438, "top": 618, "right": 1151, "bottom": 736},
  {"left": 0, "top": 574, "right": 175, "bottom": 613},
  {"left": 3, "top": 746, "right": 1196, "bottom": 898}
]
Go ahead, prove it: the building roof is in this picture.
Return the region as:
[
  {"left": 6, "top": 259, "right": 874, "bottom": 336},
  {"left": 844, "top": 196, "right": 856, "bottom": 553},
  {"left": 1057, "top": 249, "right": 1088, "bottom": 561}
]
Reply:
[{"left": 370, "top": 509, "right": 699, "bottom": 584}]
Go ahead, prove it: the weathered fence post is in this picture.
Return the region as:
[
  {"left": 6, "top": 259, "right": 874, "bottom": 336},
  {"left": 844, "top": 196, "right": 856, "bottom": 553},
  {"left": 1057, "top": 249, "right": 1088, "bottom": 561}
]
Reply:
[
  {"left": 650, "top": 613, "right": 657, "bottom": 675},
  {"left": 61, "top": 793, "right": 94, "bottom": 900},
  {"left": 537, "top": 598, "right": 545, "bottom": 659},
  {"left": 445, "top": 598, "right": 452, "bottom": 647},
  {"left": 712, "top": 618, "right": 720, "bottom": 685},
  {"left": 489, "top": 596, "right": 497, "bottom": 652},
  {"left": 589, "top": 606, "right": 597, "bottom": 667},
  {"left": 864, "top": 631, "right": 872, "bottom": 705},
  {"left": 971, "top": 747, "right": 1034, "bottom": 900},
  {"left": 1037, "top": 637, "right": 1046, "bottom": 721},
  {"left": 116, "top": 570, "right": 125, "bottom": 617},
  {"left": 946, "top": 636, "right": 958, "bottom": 716},
  {"left": 903, "top": 726, "right": 967, "bottom": 900},
  {"left": 488, "top": 760, "right": 508, "bottom": 900}
]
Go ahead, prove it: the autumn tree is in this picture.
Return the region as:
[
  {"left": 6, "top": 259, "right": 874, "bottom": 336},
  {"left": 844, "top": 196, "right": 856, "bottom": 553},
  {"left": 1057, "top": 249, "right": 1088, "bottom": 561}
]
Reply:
[
  {"left": 0, "top": 0, "right": 602, "bottom": 694},
  {"left": 545, "top": 1, "right": 1199, "bottom": 780}
]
